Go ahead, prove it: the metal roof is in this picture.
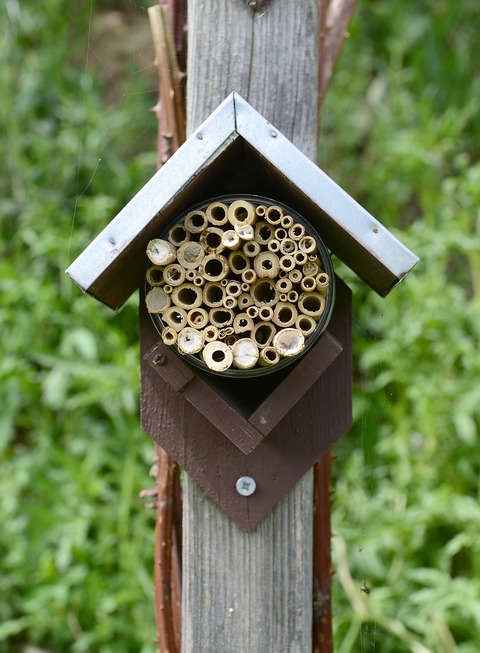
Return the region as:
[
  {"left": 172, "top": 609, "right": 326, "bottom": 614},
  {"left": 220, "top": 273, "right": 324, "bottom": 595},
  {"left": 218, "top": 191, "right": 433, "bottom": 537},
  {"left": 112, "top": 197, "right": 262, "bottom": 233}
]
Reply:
[{"left": 67, "top": 92, "right": 418, "bottom": 309}]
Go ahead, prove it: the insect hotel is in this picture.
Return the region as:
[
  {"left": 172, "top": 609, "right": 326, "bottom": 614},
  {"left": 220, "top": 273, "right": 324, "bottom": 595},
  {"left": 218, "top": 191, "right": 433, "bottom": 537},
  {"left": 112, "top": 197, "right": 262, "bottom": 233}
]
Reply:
[{"left": 67, "top": 93, "right": 418, "bottom": 531}]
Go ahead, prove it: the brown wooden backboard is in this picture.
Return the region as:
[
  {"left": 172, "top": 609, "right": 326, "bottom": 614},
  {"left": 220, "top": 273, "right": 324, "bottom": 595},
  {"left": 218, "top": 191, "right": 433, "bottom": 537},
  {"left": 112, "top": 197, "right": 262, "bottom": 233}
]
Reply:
[{"left": 140, "top": 277, "right": 352, "bottom": 531}]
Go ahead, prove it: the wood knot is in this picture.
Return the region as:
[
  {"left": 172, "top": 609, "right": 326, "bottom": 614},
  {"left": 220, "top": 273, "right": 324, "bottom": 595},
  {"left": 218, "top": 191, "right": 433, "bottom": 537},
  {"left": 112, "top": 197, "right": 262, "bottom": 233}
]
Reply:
[{"left": 245, "top": 0, "right": 268, "bottom": 10}]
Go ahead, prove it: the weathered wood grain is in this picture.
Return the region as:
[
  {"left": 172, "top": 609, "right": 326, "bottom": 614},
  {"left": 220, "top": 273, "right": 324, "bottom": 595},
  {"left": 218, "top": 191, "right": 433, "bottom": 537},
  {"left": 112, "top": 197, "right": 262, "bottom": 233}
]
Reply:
[{"left": 183, "top": 0, "right": 319, "bottom": 650}]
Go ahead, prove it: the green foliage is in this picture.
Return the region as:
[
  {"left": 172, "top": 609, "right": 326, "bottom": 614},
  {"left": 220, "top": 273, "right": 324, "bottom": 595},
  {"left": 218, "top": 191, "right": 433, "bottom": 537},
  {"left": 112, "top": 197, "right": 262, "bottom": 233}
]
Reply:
[
  {"left": 1, "top": 0, "right": 479, "bottom": 651},
  {"left": 1, "top": 1, "right": 157, "bottom": 651},
  {"left": 328, "top": 1, "right": 480, "bottom": 651}
]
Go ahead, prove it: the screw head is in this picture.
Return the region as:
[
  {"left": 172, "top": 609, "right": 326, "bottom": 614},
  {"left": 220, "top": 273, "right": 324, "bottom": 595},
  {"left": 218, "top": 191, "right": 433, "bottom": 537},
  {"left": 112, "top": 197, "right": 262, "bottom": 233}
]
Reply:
[
  {"left": 236, "top": 476, "right": 256, "bottom": 497},
  {"left": 153, "top": 354, "right": 167, "bottom": 366}
]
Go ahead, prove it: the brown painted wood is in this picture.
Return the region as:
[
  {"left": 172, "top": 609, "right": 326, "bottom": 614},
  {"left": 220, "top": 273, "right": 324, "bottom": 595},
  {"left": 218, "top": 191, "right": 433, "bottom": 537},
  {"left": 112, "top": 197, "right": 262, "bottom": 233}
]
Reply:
[
  {"left": 144, "top": 330, "right": 343, "bottom": 453},
  {"left": 313, "top": 452, "right": 334, "bottom": 651},
  {"left": 248, "top": 331, "right": 343, "bottom": 436},
  {"left": 140, "top": 277, "right": 352, "bottom": 531}
]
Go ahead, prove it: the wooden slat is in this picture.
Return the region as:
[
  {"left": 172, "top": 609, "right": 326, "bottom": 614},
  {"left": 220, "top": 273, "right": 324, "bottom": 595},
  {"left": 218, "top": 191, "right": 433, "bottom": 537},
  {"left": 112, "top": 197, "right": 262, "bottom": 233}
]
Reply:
[
  {"left": 182, "top": 0, "right": 319, "bottom": 649},
  {"left": 248, "top": 331, "right": 343, "bottom": 436}
]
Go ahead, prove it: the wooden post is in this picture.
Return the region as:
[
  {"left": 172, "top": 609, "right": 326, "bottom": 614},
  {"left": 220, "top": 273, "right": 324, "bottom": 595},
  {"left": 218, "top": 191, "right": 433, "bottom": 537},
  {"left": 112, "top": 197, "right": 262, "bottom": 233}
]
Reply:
[{"left": 183, "top": 1, "right": 320, "bottom": 650}]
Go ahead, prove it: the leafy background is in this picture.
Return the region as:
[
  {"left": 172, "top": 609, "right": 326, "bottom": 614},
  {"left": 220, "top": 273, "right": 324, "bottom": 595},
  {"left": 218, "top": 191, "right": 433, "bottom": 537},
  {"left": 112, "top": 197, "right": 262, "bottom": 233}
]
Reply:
[{"left": 1, "top": 0, "right": 479, "bottom": 651}]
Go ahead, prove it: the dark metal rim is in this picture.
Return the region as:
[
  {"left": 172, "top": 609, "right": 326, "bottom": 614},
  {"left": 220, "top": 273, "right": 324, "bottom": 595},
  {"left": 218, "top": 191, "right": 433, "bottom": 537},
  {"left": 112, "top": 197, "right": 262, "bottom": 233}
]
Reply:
[{"left": 148, "top": 194, "right": 335, "bottom": 378}]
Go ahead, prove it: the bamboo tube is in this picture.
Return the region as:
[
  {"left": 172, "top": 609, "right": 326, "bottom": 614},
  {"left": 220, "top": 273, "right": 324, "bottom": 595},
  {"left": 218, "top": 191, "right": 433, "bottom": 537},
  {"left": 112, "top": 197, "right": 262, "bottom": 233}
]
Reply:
[
  {"left": 281, "top": 215, "right": 294, "bottom": 229},
  {"left": 253, "top": 321, "right": 276, "bottom": 349},
  {"left": 301, "top": 276, "right": 317, "bottom": 292},
  {"left": 184, "top": 209, "right": 207, "bottom": 233},
  {"left": 226, "top": 280, "right": 242, "bottom": 297},
  {"left": 241, "top": 283, "right": 250, "bottom": 292},
  {"left": 185, "top": 269, "right": 196, "bottom": 281},
  {"left": 272, "top": 302, "right": 298, "bottom": 328},
  {"left": 232, "top": 338, "right": 259, "bottom": 370},
  {"left": 265, "top": 205, "right": 284, "bottom": 225},
  {"left": 253, "top": 251, "right": 280, "bottom": 279},
  {"left": 223, "top": 296, "right": 237, "bottom": 309},
  {"left": 287, "top": 290, "right": 299, "bottom": 303},
  {"left": 279, "top": 293, "right": 288, "bottom": 302},
  {"left": 238, "top": 293, "right": 254, "bottom": 310},
  {"left": 163, "top": 284, "right": 173, "bottom": 294},
  {"left": 200, "top": 227, "right": 225, "bottom": 254},
  {"left": 163, "top": 263, "right": 186, "bottom": 286},
  {"left": 162, "top": 306, "right": 188, "bottom": 331},
  {"left": 279, "top": 238, "right": 297, "bottom": 255},
  {"left": 243, "top": 241, "right": 260, "bottom": 258},
  {"left": 193, "top": 274, "right": 204, "bottom": 287},
  {"left": 203, "top": 325, "right": 218, "bottom": 342},
  {"left": 171, "top": 283, "right": 203, "bottom": 310},
  {"left": 146, "top": 287, "right": 171, "bottom": 313},
  {"left": 203, "top": 281, "right": 225, "bottom": 307},
  {"left": 303, "top": 260, "right": 319, "bottom": 277},
  {"left": 254, "top": 221, "right": 274, "bottom": 245},
  {"left": 298, "top": 292, "right": 326, "bottom": 319},
  {"left": 161, "top": 326, "right": 177, "bottom": 346},
  {"left": 228, "top": 251, "right": 250, "bottom": 275},
  {"left": 273, "top": 328, "right": 305, "bottom": 357},
  {"left": 234, "top": 223, "right": 254, "bottom": 240},
  {"left": 222, "top": 230, "right": 241, "bottom": 250},
  {"left": 250, "top": 279, "right": 279, "bottom": 306},
  {"left": 259, "top": 347, "right": 280, "bottom": 366},
  {"left": 200, "top": 254, "right": 229, "bottom": 281},
  {"left": 258, "top": 306, "right": 274, "bottom": 321},
  {"left": 246, "top": 306, "right": 259, "bottom": 319},
  {"left": 218, "top": 327, "right": 234, "bottom": 339},
  {"left": 241, "top": 269, "right": 257, "bottom": 285},
  {"left": 294, "top": 253, "right": 308, "bottom": 268},
  {"left": 227, "top": 199, "right": 256, "bottom": 226},
  {"left": 299, "top": 235, "right": 317, "bottom": 254},
  {"left": 168, "top": 223, "right": 190, "bottom": 247},
  {"left": 267, "top": 239, "right": 280, "bottom": 253},
  {"left": 177, "top": 241, "right": 205, "bottom": 269},
  {"left": 288, "top": 268, "right": 302, "bottom": 284},
  {"left": 234, "top": 313, "right": 254, "bottom": 334},
  {"left": 274, "top": 227, "right": 288, "bottom": 241},
  {"left": 146, "top": 265, "right": 165, "bottom": 286},
  {"left": 177, "top": 327, "right": 204, "bottom": 355},
  {"left": 147, "top": 238, "right": 177, "bottom": 266},
  {"left": 220, "top": 279, "right": 229, "bottom": 287},
  {"left": 208, "top": 307, "right": 234, "bottom": 328},
  {"left": 279, "top": 255, "right": 295, "bottom": 272},
  {"left": 187, "top": 307, "right": 209, "bottom": 329},
  {"left": 275, "top": 277, "right": 293, "bottom": 293},
  {"left": 206, "top": 201, "right": 228, "bottom": 226},
  {"left": 316, "top": 272, "right": 330, "bottom": 294},
  {"left": 202, "top": 341, "right": 233, "bottom": 372},
  {"left": 255, "top": 204, "right": 267, "bottom": 217},
  {"left": 289, "top": 223, "right": 305, "bottom": 240},
  {"left": 224, "top": 334, "right": 237, "bottom": 348},
  {"left": 295, "top": 315, "right": 317, "bottom": 337}
]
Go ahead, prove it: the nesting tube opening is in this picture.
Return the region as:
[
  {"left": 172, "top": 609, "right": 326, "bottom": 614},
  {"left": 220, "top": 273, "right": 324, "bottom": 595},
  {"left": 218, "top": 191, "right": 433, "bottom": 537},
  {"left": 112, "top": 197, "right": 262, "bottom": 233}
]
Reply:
[{"left": 146, "top": 194, "right": 335, "bottom": 377}]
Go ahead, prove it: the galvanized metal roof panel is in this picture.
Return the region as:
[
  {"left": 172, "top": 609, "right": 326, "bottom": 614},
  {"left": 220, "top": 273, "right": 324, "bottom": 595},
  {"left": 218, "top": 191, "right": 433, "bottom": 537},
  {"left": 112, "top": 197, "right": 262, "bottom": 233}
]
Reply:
[
  {"left": 66, "top": 95, "right": 238, "bottom": 305},
  {"left": 233, "top": 94, "right": 419, "bottom": 294},
  {"left": 66, "top": 92, "right": 418, "bottom": 309}
]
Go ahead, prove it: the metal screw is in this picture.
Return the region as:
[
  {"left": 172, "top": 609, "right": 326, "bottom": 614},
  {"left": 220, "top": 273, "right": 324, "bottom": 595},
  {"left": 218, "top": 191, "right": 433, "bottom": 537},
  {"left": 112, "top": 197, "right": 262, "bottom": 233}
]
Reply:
[
  {"left": 197, "top": 133, "right": 203, "bottom": 140},
  {"left": 271, "top": 131, "right": 277, "bottom": 138},
  {"left": 109, "top": 237, "right": 116, "bottom": 245},
  {"left": 236, "top": 476, "right": 256, "bottom": 496},
  {"left": 153, "top": 354, "right": 166, "bottom": 366}
]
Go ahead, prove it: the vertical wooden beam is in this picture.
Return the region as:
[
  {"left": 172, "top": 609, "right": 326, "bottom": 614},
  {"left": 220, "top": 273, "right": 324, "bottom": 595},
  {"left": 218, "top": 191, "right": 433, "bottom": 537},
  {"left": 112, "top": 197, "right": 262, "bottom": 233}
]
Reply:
[{"left": 183, "top": 1, "right": 320, "bottom": 650}]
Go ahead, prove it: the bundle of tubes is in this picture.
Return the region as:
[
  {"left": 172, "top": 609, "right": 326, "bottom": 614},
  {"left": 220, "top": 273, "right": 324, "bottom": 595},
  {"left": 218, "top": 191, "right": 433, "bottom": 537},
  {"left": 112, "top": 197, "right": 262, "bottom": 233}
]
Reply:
[{"left": 145, "top": 198, "right": 331, "bottom": 372}]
